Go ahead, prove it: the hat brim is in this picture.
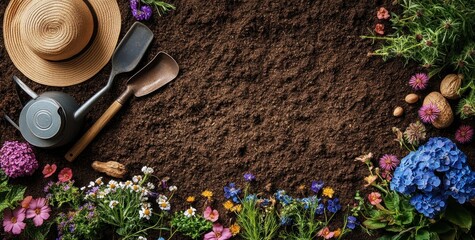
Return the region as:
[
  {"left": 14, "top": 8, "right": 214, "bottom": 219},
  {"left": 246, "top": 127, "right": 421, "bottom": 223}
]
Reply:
[{"left": 3, "top": 0, "right": 121, "bottom": 87}]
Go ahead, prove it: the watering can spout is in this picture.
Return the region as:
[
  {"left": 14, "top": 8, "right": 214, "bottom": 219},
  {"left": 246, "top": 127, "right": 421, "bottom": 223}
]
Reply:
[{"left": 74, "top": 73, "right": 116, "bottom": 121}]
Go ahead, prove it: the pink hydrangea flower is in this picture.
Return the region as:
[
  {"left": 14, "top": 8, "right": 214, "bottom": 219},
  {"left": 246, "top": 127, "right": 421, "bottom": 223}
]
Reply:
[
  {"left": 375, "top": 23, "right": 385, "bottom": 35},
  {"left": 203, "top": 223, "right": 232, "bottom": 240},
  {"left": 418, "top": 103, "right": 440, "bottom": 124},
  {"left": 3, "top": 207, "right": 26, "bottom": 235},
  {"left": 455, "top": 125, "right": 474, "bottom": 144},
  {"left": 42, "top": 164, "right": 57, "bottom": 178},
  {"left": 317, "top": 227, "right": 335, "bottom": 239},
  {"left": 368, "top": 192, "right": 382, "bottom": 205},
  {"left": 58, "top": 168, "right": 73, "bottom": 182},
  {"left": 203, "top": 206, "right": 219, "bottom": 222},
  {"left": 26, "top": 198, "right": 51, "bottom": 226},
  {"left": 379, "top": 154, "right": 400, "bottom": 171},
  {"left": 377, "top": 7, "right": 390, "bottom": 20},
  {"left": 409, "top": 73, "right": 429, "bottom": 90},
  {"left": 0, "top": 141, "right": 38, "bottom": 178}
]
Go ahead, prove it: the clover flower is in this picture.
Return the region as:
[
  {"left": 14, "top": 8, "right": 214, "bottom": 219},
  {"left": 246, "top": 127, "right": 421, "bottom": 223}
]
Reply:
[
  {"left": 404, "top": 121, "right": 426, "bottom": 145},
  {"left": 391, "top": 137, "right": 475, "bottom": 217},
  {"left": 375, "top": 24, "right": 385, "bottom": 35},
  {"left": 455, "top": 125, "right": 474, "bottom": 144},
  {"left": 377, "top": 7, "right": 390, "bottom": 20},
  {"left": 409, "top": 73, "right": 429, "bottom": 90},
  {"left": 0, "top": 141, "right": 38, "bottom": 178},
  {"left": 224, "top": 183, "right": 241, "bottom": 203},
  {"left": 243, "top": 173, "right": 255, "bottom": 182},
  {"left": 418, "top": 103, "right": 440, "bottom": 124},
  {"left": 327, "top": 198, "right": 341, "bottom": 213},
  {"left": 3, "top": 207, "right": 26, "bottom": 235},
  {"left": 311, "top": 180, "right": 324, "bottom": 193},
  {"left": 26, "top": 198, "right": 51, "bottom": 226},
  {"left": 347, "top": 216, "right": 358, "bottom": 230},
  {"left": 379, "top": 154, "right": 400, "bottom": 171}
]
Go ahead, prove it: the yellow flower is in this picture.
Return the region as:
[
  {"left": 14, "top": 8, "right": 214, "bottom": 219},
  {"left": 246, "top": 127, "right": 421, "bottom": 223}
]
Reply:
[
  {"left": 322, "top": 187, "right": 335, "bottom": 198},
  {"left": 298, "top": 184, "right": 306, "bottom": 191},
  {"left": 230, "top": 223, "right": 240, "bottom": 236},
  {"left": 231, "top": 204, "right": 242, "bottom": 213},
  {"left": 364, "top": 175, "right": 377, "bottom": 187},
  {"left": 223, "top": 200, "right": 234, "bottom": 210},
  {"left": 186, "top": 196, "right": 195, "bottom": 203},
  {"left": 333, "top": 228, "right": 341, "bottom": 237},
  {"left": 202, "top": 190, "right": 213, "bottom": 200}
]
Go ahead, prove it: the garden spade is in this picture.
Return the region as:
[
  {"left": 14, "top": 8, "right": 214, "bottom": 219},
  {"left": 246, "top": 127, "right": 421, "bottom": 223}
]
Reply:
[{"left": 65, "top": 52, "right": 179, "bottom": 161}]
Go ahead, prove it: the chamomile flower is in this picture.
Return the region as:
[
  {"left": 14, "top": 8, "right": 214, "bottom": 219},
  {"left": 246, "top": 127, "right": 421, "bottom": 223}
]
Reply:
[
  {"left": 139, "top": 206, "right": 152, "bottom": 220},
  {"left": 109, "top": 200, "right": 119, "bottom": 208},
  {"left": 131, "top": 184, "right": 141, "bottom": 193},
  {"left": 141, "top": 166, "right": 154, "bottom": 175},
  {"left": 158, "top": 199, "right": 171, "bottom": 211},
  {"left": 184, "top": 207, "right": 196, "bottom": 217},
  {"left": 132, "top": 175, "right": 143, "bottom": 183},
  {"left": 108, "top": 180, "right": 118, "bottom": 190},
  {"left": 169, "top": 185, "right": 177, "bottom": 192},
  {"left": 95, "top": 177, "right": 104, "bottom": 186}
]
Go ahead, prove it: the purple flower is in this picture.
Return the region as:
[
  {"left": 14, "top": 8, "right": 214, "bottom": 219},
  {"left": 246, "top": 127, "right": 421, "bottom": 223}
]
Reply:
[
  {"left": 455, "top": 125, "right": 473, "bottom": 144},
  {"left": 243, "top": 173, "right": 255, "bottom": 182},
  {"left": 347, "top": 216, "right": 358, "bottom": 230},
  {"left": 129, "top": 0, "right": 139, "bottom": 9},
  {"left": 224, "top": 183, "right": 241, "bottom": 203},
  {"left": 418, "top": 103, "right": 440, "bottom": 124},
  {"left": 379, "top": 154, "right": 400, "bottom": 171},
  {"left": 311, "top": 180, "right": 324, "bottom": 193},
  {"left": 327, "top": 198, "right": 341, "bottom": 213},
  {"left": 0, "top": 141, "right": 38, "bottom": 178},
  {"left": 409, "top": 73, "right": 429, "bottom": 90},
  {"left": 132, "top": 5, "right": 153, "bottom": 21}
]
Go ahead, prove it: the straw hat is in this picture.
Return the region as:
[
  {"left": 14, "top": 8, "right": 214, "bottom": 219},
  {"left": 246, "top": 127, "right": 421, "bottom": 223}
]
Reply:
[{"left": 3, "top": 0, "right": 121, "bottom": 86}]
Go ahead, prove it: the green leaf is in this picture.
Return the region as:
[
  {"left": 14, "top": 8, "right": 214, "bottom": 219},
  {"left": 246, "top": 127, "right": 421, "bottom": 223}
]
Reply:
[
  {"left": 415, "top": 230, "right": 430, "bottom": 240},
  {"left": 444, "top": 203, "right": 472, "bottom": 230},
  {"left": 429, "top": 221, "right": 453, "bottom": 234},
  {"left": 0, "top": 202, "right": 9, "bottom": 213},
  {"left": 363, "top": 219, "right": 387, "bottom": 229},
  {"left": 0, "top": 181, "right": 11, "bottom": 193},
  {"left": 438, "top": 229, "right": 456, "bottom": 240},
  {"left": 384, "top": 192, "right": 401, "bottom": 211},
  {"left": 377, "top": 236, "right": 392, "bottom": 240},
  {"left": 5, "top": 185, "right": 26, "bottom": 206}
]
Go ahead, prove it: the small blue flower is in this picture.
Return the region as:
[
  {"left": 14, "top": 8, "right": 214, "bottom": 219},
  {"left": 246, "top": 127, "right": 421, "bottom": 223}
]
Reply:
[
  {"left": 157, "top": 237, "right": 165, "bottom": 240},
  {"left": 300, "top": 196, "right": 318, "bottom": 209},
  {"left": 244, "top": 194, "right": 257, "bottom": 202},
  {"left": 280, "top": 216, "right": 292, "bottom": 226},
  {"left": 260, "top": 198, "right": 271, "bottom": 208},
  {"left": 347, "top": 216, "right": 358, "bottom": 230},
  {"left": 275, "top": 190, "right": 292, "bottom": 205},
  {"left": 224, "top": 183, "right": 241, "bottom": 203},
  {"left": 311, "top": 180, "right": 324, "bottom": 193},
  {"left": 315, "top": 203, "right": 325, "bottom": 215},
  {"left": 244, "top": 173, "right": 256, "bottom": 182},
  {"left": 410, "top": 193, "right": 447, "bottom": 219},
  {"left": 327, "top": 198, "right": 341, "bottom": 213}
]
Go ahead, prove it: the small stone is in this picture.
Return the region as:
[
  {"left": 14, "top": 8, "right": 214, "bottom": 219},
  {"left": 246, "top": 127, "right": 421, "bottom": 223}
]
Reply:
[
  {"left": 405, "top": 93, "right": 419, "bottom": 104},
  {"left": 393, "top": 106, "right": 404, "bottom": 117}
]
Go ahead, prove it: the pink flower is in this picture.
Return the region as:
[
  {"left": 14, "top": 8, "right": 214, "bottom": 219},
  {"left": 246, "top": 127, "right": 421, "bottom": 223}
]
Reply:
[
  {"left": 455, "top": 125, "right": 474, "bottom": 144},
  {"left": 58, "top": 168, "right": 73, "bottom": 182},
  {"left": 203, "top": 206, "right": 219, "bottom": 222},
  {"left": 42, "top": 164, "right": 57, "bottom": 178},
  {"left": 26, "top": 198, "right": 51, "bottom": 226},
  {"left": 377, "top": 7, "right": 390, "bottom": 20},
  {"left": 375, "top": 23, "right": 385, "bottom": 35},
  {"left": 379, "top": 154, "right": 400, "bottom": 171},
  {"left": 3, "top": 207, "right": 26, "bottom": 235},
  {"left": 317, "top": 227, "right": 335, "bottom": 239},
  {"left": 418, "top": 103, "right": 440, "bottom": 124},
  {"left": 409, "top": 73, "right": 429, "bottom": 90},
  {"left": 21, "top": 196, "right": 32, "bottom": 209},
  {"left": 203, "top": 223, "right": 232, "bottom": 240},
  {"left": 368, "top": 192, "right": 382, "bottom": 205}
]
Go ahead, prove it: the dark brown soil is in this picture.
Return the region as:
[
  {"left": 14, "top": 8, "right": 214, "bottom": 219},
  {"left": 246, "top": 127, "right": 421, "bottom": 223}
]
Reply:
[{"left": 1, "top": 0, "right": 474, "bottom": 239}]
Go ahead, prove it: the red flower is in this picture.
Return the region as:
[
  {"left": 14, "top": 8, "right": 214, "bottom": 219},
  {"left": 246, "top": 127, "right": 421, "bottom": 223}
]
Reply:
[
  {"left": 368, "top": 192, "right": 382, "bottom": 205},
  {"left": 21, "top": 196, "right": 32, "bottom": 209},
  {"left": 42, "top": 164, "right": 57, "bottom": 178},
  {"left": 377, "top": 7, "right": 390, "bottom": 20},
  {"left": 375, "top": 24, "right": 385, "bottom": 35},
  {"left": 58, "top": 168, "right": 73, "bottom": 182}
]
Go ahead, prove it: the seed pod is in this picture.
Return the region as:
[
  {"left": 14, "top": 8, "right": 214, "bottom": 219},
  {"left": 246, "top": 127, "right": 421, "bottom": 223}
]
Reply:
[
  {"left": 91, "top": 161, "right": 127, "bottom": 178},
  {"left": 393, "top": 106, "right": 403, "bottom": 117},
  {"left": 440, "top": 74, "right": 463, "bottom": 99},
  {"left": 423, "top": 92, "right": 453, "bottom": 129},
  {"left": 405, "top": 93, "right": 419, "bottom": 104}
]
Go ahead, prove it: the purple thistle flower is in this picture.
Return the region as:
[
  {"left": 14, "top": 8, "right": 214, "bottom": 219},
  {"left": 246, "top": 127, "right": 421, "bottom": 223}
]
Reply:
[
  {"left": 455, "top": 125, "right": 474, "bottom": 144},
  {"left": 409, "top": 73, "right": 429, "bottom": 90},
  {"left": 379, "top": 154, "right": 400, "bottom": 171},
  {"left": 311, "top": 180, "right": 324, "bottom": 193},
  {"left": 243, "top": 173, "right": 255, "bottom": 182},
  {"left": 418, "top": 103, "right": 440, "bottom": 124},
  {"left": 132, "top": 5, "right": 153, "bottom": 21}
]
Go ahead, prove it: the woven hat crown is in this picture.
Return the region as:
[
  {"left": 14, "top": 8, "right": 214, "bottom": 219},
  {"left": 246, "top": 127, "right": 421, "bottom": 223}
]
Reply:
[{"left": 19, "top": 0, "right": 94, "bottom": 61}]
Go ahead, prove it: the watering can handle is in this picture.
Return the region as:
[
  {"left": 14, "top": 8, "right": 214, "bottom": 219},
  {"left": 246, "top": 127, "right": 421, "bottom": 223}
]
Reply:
[
  {"left": 13, "top": 76, "right": 38, "bottom": 99},
  {"left": 65, "top": 100, "right": 123, "bottom": 162}
]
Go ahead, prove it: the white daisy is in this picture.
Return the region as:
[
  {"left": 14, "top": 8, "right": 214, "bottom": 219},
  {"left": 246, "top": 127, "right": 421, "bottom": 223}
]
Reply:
[
  {"left": 183, "top": 207, "right": 196, "bottom": 217},
  {"left": 139, "top": 206, "right": 152, "bottom": 220},
  {"left": 108, "top": 180, "right": 118, "bottom": 190},
  {"left": 146, "top": 182, "right": 155, "bottom": 190},
  {"left": 156, "top": 194, "right": 168, "bottom": 204},
  {"left": 132, "top": 175, "right": 143, "bottom": 183},
  {"left": 109, "top": 200, "right": 119, "bottom": 208},
  {"left": 95, "top": 177, "right": 103, "bottom": 186},
  {"left": 158, "top": 200, "right": 171, "bottom": 211}
]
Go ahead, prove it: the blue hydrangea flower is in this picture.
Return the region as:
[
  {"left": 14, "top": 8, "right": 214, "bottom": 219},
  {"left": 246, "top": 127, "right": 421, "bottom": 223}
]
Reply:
[
  {"left": 224, "top": 183, "right": 241, "bottom": 203},
  {"left": 347, "top": 216, "right": 358, "bottom": 230},
  {"left": 410, "top": 193, "right": 447, "bottom": 218},
  {"left": 311, "top": 180, "right": 324, "bottom": 193},
  {"left": 327, "top": 198, "right": 341, "bottom": 213}
]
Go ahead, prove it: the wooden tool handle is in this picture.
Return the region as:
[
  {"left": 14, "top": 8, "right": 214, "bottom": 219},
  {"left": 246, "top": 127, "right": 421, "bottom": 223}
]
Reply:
[{"left": 65, "top": 100, "right": 123, "bottom": 162}]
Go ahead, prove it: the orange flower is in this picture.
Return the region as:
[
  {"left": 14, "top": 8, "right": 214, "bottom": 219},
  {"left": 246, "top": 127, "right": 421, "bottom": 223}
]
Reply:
[
  {"left": 230, "top": 223, "right": 240, "bottom": 236},
  {"left": 375, "top": 24, "right": 385, "bottom": 35},
  {"left": 223, "top": 200, "right": 234, "bottom": 210},
  {"left": 21, "top": 196, "right": 32, "bottom": 209},
  {"left": 377, "top": 7, "right": 390, "bottom": 20},
  {"left": 333, "top": 228, "right": 341, "bottom": 237},
  {"left": 322, "top": 187, "right": 335, "bottom": 198},
  {"left": 364, "top": 175, "right": 377, "bottom": 187},
  {"left": 186, "top": 196, "right": 195, "bottom": 203},
  {"left": 231, "top": 204, "right": 242, "bottom": 213}
]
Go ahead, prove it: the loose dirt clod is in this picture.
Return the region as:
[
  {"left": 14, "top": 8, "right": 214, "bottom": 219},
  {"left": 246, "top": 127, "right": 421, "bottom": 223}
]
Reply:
[{"left": 393, "top": 106, "right": 404, "bottom": 117}]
